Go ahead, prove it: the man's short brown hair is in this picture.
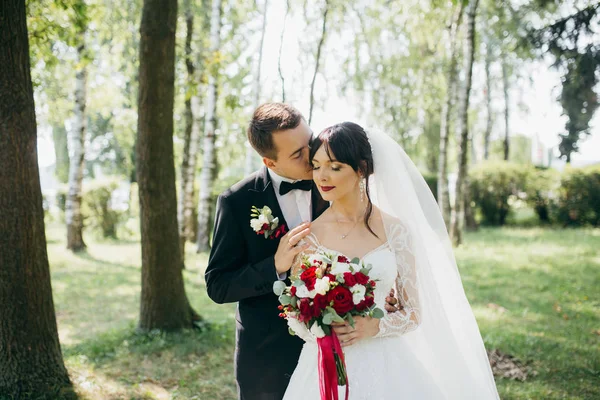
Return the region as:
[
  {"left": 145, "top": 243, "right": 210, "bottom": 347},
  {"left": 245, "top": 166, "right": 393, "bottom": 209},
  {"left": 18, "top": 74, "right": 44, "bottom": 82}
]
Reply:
[{"left": 247, "top": 103, "right": 304, "bottom": 160}]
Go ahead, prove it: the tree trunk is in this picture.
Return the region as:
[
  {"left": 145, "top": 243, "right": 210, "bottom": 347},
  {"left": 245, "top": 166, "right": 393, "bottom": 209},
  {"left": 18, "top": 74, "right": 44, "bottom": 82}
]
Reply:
[
  {"left": 308, "top": 0, "right": 330, "bottom": 125},
  {"left": 244, "top": 0, "right": 269, "bottom": 176},
  {"left": 450, "top": 0, "right": 479, "bottom": 247},
  {"left": 484, "top": 41, "right": 493, "bottom": 160},
  {"left": 52, "top": 123, "right": 70, "bottom": 183},
  {"left": 66, "top": 41, "right": 88, "bottom": 252},
  {"left": 278, "top": 0, "right": 291, "bottom": 102},
  {"left": 196, "top": 0, "right": 223, "bottom": 252},
  {"left": 137, "top": 0, "right": 198, "bottom": 330},
  {"left": 178, "top": 0, "right": 196, "bottom": 263},
  {"left": 179, "top": 0, "right": 210, "bottom": 260},
  {"left": 438, "top": 2, "right": 464, "bottom": 228},
  {"left": 502, "top": 56, "right": 510, "bottom": 161},
  {"left": 0, "top": 1, "right": 74, "bottom": 397}
]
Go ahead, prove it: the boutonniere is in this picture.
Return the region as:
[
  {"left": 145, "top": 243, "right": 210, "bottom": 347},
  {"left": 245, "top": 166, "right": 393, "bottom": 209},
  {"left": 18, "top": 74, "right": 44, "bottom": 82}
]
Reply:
[{"left": 250, "top": 205, "right": 288, "bottom": 239}]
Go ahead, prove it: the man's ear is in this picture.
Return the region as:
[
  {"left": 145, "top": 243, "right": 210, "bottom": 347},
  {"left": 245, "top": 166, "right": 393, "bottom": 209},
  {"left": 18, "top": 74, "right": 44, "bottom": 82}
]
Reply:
[{"left": 263, "top": 157, "right": 276, "bottom": 169}]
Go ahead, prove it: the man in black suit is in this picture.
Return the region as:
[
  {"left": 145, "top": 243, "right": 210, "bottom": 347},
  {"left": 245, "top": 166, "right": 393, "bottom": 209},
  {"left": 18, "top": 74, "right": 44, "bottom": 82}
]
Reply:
[{"left": 205, "top": 103, "right": 328, "bottom": 400}]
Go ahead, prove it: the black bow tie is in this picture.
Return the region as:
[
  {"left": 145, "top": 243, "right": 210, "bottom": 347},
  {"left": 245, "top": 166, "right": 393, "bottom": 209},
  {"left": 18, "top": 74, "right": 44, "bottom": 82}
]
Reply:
[{"left": 279, "top": 180, "right": 313, "bottom": 196}]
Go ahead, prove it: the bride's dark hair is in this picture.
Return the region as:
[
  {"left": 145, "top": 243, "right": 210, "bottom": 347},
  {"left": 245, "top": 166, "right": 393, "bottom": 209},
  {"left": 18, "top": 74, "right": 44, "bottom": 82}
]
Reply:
[{"left": 309, "top": 122, "right": 377, "bottom": 238}]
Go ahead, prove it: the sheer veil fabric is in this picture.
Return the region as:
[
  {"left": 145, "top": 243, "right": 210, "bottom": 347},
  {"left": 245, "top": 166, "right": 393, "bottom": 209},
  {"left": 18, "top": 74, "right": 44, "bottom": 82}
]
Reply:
[{"left": 367, "top": 129, "right": 500, "bottom": 399}]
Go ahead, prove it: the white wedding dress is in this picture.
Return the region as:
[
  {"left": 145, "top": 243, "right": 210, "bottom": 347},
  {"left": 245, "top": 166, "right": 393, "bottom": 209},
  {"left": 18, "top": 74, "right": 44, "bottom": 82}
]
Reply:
[{"left": 283, "top": 225, "right": 446, "bottom": 400}]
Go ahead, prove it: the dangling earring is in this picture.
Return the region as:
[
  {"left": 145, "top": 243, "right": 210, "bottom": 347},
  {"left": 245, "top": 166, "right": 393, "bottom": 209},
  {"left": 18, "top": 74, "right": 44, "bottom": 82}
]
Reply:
[{"left": 359, "top": 178, "right": 366, "bottom": 203}]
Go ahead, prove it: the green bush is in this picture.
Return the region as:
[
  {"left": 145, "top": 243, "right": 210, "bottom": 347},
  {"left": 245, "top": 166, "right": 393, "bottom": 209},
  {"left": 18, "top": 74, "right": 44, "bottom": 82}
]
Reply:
[
  {"left": 525, "top": 167, "right": 560, "bottom": 223},
  {"left": 468, "top": 161, "right": 531, "bottom": 226},
  {"left": 83, "top": 179, "right": 127, "bottom": 238},
  {"left": 551, "top": 165, "right": 600, "bottom": 226}
]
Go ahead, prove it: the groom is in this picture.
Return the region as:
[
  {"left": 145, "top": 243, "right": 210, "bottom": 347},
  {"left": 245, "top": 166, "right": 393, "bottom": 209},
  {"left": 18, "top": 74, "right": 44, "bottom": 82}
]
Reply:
[
  {"left": 205, "top": 103, "right": 325, "bottom": 400},
  {"left": 205, "top": 103, "right": 397, "bottom": 400}
]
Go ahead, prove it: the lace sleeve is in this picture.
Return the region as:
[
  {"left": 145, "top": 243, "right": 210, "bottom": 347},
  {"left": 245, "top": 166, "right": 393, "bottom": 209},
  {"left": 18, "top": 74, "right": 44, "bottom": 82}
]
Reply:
[{"left": 374, "top": 221, "right": 421, "bottom": 338}]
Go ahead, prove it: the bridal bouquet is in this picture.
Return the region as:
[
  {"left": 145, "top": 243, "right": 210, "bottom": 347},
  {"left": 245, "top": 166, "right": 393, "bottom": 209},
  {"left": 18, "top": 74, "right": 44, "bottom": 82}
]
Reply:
[{"left": 273, "top": 251, "right": 384, "bottom": 400}]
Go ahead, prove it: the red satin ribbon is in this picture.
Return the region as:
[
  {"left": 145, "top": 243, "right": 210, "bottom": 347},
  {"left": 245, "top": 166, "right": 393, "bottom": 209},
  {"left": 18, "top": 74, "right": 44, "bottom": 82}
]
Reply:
[{"left": 317, "top": 332, "right": 349, "bottom": 400}]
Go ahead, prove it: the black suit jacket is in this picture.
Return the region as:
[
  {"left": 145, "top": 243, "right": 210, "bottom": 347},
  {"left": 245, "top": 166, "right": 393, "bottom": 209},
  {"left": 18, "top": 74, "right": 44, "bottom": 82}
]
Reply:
[{"left": 205, "top": 167, "right": 329, "bottom": 400}]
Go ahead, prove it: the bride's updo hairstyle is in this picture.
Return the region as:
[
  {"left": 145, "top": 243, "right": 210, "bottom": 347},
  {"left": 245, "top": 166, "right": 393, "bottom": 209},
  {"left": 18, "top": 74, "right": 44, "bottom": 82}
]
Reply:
[{"left": 309, "top": 122, "right": 378, "bottom": 237}]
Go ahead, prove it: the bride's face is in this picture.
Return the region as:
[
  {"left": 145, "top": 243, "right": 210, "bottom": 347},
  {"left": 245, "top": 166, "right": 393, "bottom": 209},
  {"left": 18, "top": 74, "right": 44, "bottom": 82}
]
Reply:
[{"left": 311, "top": 145, "right": 361, "bottom": 202}]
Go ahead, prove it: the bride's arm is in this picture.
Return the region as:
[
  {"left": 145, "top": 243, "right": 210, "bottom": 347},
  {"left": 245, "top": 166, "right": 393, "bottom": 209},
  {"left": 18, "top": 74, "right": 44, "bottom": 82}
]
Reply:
[{"left": 374, "top": 225, "right": 421, "bottom": 338}]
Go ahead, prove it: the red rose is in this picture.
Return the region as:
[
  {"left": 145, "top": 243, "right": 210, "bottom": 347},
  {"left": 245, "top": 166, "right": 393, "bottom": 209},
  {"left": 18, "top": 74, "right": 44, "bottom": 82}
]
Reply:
[
  {"left": 299, "top": 298, "right": 313, "bottom": 321},
  {"left": 313, "top": 293, "right": 329, "bottom": 311},
  {"left": 354, "top": 272, "right": 369, "bottom": 285},
  {"left": 356, "top": 295, "right": 375, "bottom": 312},
  {"left": 343, "top": 272, "right": 357, "bottom": 287},
  {"left": 300, "top": 267, "right": 317, "bottom": 291},
  {"left": 326, "top": 273, "right": 337, "bottom": 282},
  {"left": 327, "top": 286, "right": 354, "bottom": 315},
  {"left": 337, "top": 255, "right": 349, "bottom": 263},
  {"left": 261, "top": 223, "right": 270, "bottom": 231},
  {"left": 290, "top": 286, "right": 297, "bottom": 296},
  {"left": 369, "top": 280, "right": 376, "bottom": 287}
]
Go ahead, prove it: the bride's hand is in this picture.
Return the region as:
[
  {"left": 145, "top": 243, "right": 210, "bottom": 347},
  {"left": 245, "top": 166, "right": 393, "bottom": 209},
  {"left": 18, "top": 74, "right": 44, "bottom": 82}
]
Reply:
[{"left": 332, "top": 316, "right": 380, "bottom": 347}]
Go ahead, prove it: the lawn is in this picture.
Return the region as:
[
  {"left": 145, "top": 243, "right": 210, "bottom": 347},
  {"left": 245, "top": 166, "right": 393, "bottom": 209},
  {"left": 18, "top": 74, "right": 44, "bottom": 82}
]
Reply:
[{"left": 45, "top": 223, "right": 599, "bottom": 399}]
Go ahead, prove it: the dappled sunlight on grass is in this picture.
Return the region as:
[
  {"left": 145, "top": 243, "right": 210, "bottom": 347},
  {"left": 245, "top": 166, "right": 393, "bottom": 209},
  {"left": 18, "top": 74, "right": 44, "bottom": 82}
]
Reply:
[{"left": 45, "top": 222, "right": 600, "bottom": 399}]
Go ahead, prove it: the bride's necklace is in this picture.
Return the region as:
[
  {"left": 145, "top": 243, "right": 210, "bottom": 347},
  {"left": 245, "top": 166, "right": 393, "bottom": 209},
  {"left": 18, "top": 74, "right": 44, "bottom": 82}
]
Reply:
[{"left": 332, "top": 206, "right": 364, "bottom": 240}]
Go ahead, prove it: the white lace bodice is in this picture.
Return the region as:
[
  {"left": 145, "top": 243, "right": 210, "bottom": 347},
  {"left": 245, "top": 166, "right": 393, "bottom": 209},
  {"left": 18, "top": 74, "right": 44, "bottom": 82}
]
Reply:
[{"left": 288, "top": 221, "right": 421, "bottom": 342}]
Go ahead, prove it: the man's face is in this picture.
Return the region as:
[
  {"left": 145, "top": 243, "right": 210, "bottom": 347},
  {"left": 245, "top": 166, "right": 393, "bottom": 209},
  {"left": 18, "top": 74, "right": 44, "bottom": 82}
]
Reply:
[{"left": 264, "top": 119, "right": 314, "bottom": 181}]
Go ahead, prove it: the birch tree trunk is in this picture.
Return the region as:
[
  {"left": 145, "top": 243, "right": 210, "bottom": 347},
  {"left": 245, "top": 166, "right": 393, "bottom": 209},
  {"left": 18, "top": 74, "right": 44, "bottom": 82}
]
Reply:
[
  {"left": 178, "top": 0, "right": 199, "bottom": 263},
  {"left": 278, "top": 0, "right": 291, "bottom": 102},
  {"left": 437, "top": 2, "right": 464, "bottom": 228},
  {"left": 450, "top": 0, "right": 479, "bottom": 247},
  {"left": 308, "top": 0, "right": 330, "bottom": 125},
  {"left": 502, "top": 55, "right": 510, "bottom": 161},
  {"left": 0, "top": 1, "right": 73, "bottom": 396},
  {"left": 137, "top": 0, "right": 199, "bottom": 330},
  {"left": 484, "top": 41, "right": 493, "bottom": 160},
  {"left": 244, "top": 0, "right": 269, "bottom": 176},
  {"left": 66, "top": 39, "right": 88, "bottom": 252},
  {"left": 196, "top": 0, "right": 223, "bottom": 252}
]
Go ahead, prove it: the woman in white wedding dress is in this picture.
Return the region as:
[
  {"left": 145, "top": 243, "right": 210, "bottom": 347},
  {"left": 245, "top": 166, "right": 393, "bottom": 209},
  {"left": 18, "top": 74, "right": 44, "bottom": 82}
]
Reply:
[{"left": 282, "top": 122, "right": 499, "bottom": 400}]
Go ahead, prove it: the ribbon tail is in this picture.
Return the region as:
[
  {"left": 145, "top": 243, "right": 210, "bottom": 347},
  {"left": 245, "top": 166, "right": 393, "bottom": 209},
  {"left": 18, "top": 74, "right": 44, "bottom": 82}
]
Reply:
[{"left": 331, "top": 331, "right": 349, "bottom": 400}]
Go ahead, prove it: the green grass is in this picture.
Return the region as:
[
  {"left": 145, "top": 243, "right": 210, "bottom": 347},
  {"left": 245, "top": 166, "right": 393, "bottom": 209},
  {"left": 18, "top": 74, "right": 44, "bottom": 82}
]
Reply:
[{"left": 46, "top": 223, "right": 600, "bottom": 399}]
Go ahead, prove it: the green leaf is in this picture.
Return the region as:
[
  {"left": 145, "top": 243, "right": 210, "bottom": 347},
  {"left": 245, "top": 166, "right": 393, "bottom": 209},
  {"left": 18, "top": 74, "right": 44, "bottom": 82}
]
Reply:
[
  {"left": 371, "top": 308, "right": 384, "bottom": 319},
  {"left": 290, "top": 296, "right": 298, "bottom": 308},
  {"left": 273, "top": 281, "right": 286, "bottom": 296},
  {"left": 346, "top": 314, "right": 355, "bottom": 329},
  {"left": 279, "top": 294, "right": 292, "bottom": 306},
  {"left": 360, "top": 268, "right": 371, "bottom": 275},
  {"left": 350, "top": 257, "right": 360, "bottom": 264},
  {"left": 288, "top": 327, "right": 296, "bottom": 336},
  {"left": 322, "top": 313, "right": 334, "bottom": 325}
]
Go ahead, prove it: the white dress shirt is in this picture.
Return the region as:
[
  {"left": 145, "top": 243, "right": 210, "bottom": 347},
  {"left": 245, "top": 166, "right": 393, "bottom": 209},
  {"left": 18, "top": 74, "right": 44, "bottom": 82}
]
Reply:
[{"left": 268, "top": 169, "right": 312, "bottom": 229}]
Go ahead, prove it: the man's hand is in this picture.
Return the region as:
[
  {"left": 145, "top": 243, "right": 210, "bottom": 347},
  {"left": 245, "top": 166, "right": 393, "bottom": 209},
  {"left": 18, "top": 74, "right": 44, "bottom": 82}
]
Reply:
[
  {"left": 274, "top": 222, "right": 311, "bottom": 275},
  {"left": 385, "top": 288, "right": 403, "bottom": 313},
  {"left": 332, "top": 316, "right": 380, "bottom": 347}
]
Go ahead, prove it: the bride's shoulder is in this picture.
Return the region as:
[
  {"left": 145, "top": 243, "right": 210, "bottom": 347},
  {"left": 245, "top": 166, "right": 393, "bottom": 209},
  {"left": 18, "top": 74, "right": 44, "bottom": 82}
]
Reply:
[{"left": 377, "top": 209, "right": 412, "bottom": 236}]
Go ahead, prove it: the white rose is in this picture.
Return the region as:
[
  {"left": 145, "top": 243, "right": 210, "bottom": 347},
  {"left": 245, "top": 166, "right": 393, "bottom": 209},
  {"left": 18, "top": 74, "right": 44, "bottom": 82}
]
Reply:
[
  {"left": 330, "top": 260, "right": 351, "bottom": 275},
  {"left": 250, "top": 218, "right": 263, "bottom": 232},
  {"left": 349, "top": 263, "right": 361, "bottom": 273},
  {"left": 287, "top": 315, "right": 305, "bottom": 335},
  {"left": 310, "top": 323, "right": 327, "bottom": 338},
  {"left": 262, "top": 207, "right": 272, "bottom": 217},
  {"left": 313, "top": 277, "right": 331, "bottom": 296},
  {"left": 296, "top": 285, "right": 316, "bottom": 299},
  {"left": 351, "top": 284, "right": 366, "bottom": 305},
  {"left": 257, "top": 214, "right": 269, "bottom": 225}
]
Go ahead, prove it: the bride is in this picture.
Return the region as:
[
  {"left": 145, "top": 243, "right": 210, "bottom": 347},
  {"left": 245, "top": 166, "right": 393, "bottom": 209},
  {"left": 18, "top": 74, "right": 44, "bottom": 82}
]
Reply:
[{"left": 282, "top": 122, "right": 499, "bottom": 399}]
